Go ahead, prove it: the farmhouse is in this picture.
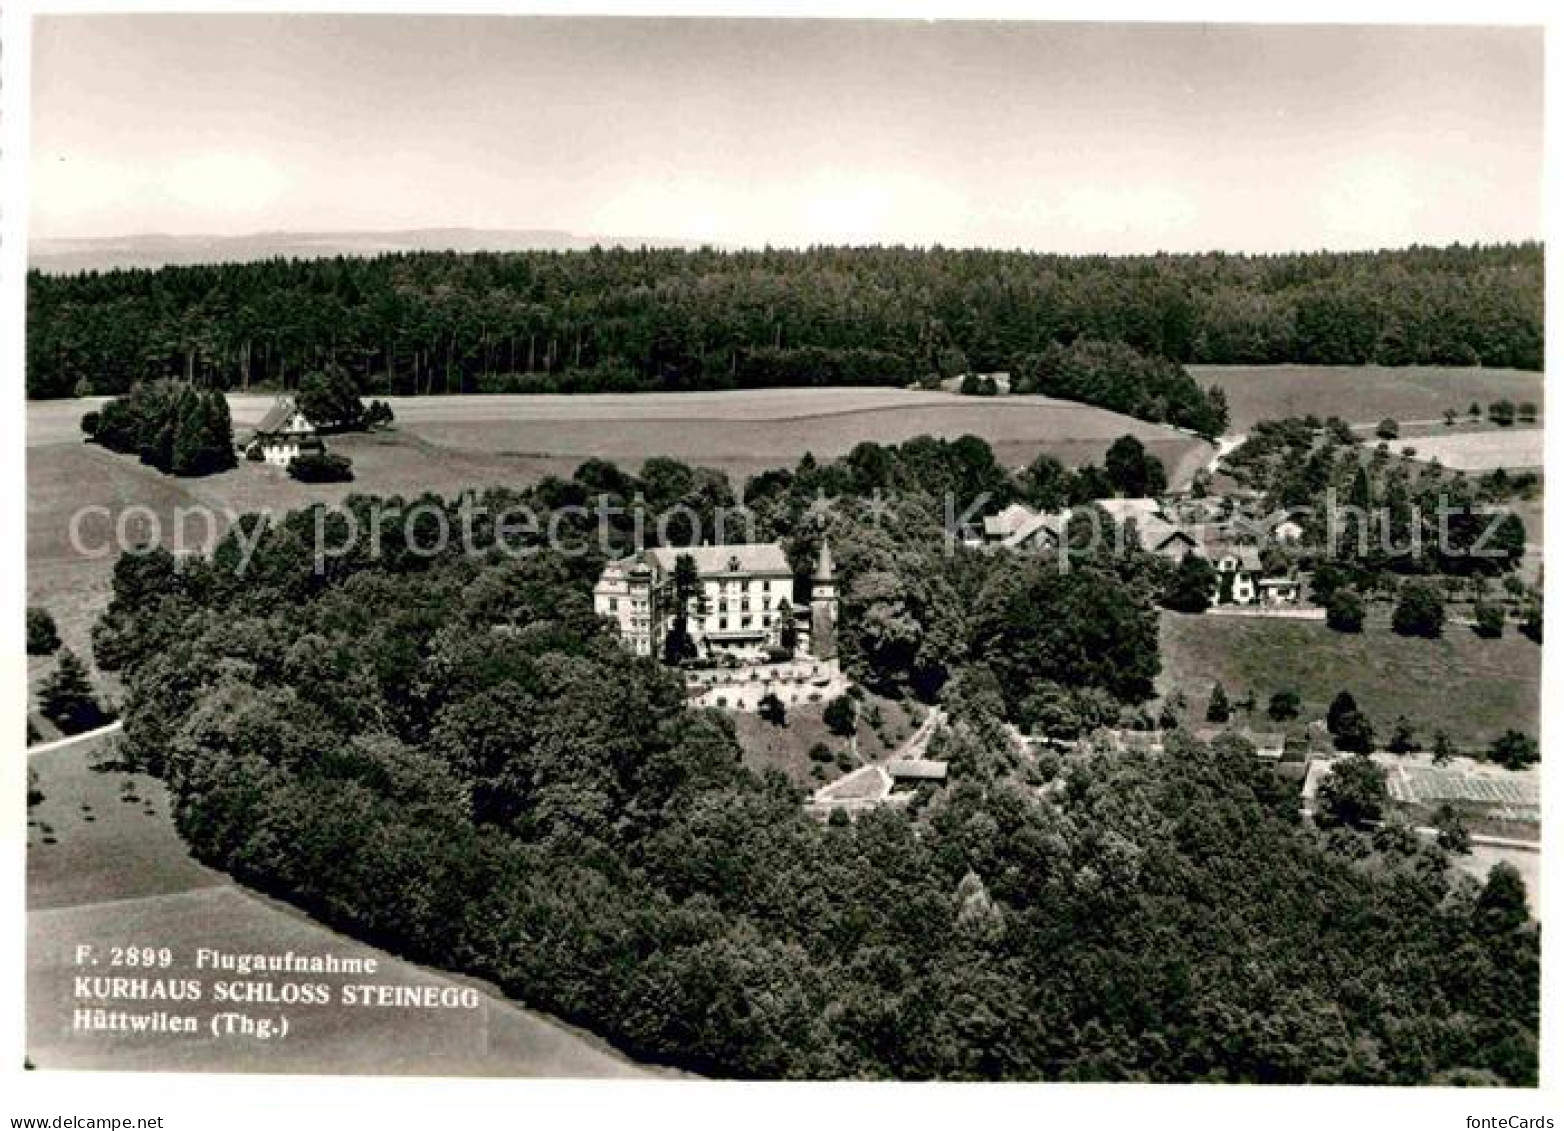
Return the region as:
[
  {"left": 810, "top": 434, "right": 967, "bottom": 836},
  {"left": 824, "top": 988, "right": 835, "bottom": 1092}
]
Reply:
[
  {"left": 595, "top": 540, "right": 838, "bottom": 661},
  {"left": 982, "top": 503, "right": 1064, "bottom": 551},
  {"left": 1211, "top": 545, "right": 1264, "bottom": 605},
  {"left": 247, "top": 396, "right": 322, "bottom": 468},
  {"left": 1133, "top": 514, "right": 1201, "bottom": 561},
  {"left": 1091, "top": 498, "right": 1202, "bottom": 560}
]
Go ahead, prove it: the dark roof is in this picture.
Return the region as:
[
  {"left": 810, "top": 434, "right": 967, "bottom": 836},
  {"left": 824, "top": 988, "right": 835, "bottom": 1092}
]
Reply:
[
  {"left": 254, "top": 396, "right": 314, "bottom": 436},
  {"left": 1002, "top": 512, "right": 1064, "bottom": 549}
]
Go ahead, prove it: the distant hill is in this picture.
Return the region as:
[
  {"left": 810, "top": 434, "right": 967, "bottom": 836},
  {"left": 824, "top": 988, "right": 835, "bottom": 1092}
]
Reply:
[{"left": 28, "top": 228, "right": 713, "bottom": 273}]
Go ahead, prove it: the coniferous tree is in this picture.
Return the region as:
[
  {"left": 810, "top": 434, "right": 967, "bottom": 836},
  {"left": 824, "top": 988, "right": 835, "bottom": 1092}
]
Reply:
[
  {"left": 1206, "top": 682, "right": 1231, "bottom": 723},
  {"left": 1387, "top": 716, "right": 1417, "bottom": 754},
  {"left": 38, "top": 648, "right": 107, "bottom": 734},
  {"left": 1474, "top": 600, "right": 1505, "bottom": 639},
  {"left": 1327, "top": 690, "right": 1359, "bottom": 736},
  {"left": 26, "top": 607, "right": 61, "bottom": 655}
]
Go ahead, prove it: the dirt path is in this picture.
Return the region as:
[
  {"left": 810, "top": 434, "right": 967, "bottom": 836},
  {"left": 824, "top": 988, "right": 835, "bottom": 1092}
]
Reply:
[
  {"left": 888, "top": 707, "right": 944, "bottom": 762},
  {"left": 27, "top": 719, "right": 123, "bottom": 757}
]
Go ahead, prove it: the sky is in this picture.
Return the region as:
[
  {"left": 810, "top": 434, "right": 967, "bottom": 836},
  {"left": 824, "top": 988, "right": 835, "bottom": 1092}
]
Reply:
[{"left": 28, "top": 16, "right": 1543, "bottom": 253}]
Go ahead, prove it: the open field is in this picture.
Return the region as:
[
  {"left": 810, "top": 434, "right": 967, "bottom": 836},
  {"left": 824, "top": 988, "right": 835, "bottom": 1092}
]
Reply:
[
  {"left": 27, "top": 733, "right": 210, "bottom": 909},
  {"left": 1191, "top": 365, "right": 1544, "bottom": 432},
  {"left": 28, "top": 738, "right": 657, "bottom": 1076},
  {"left": 28, "top": 389, "right": 1209, "bottom": 662},
  {"left": 32, "top": 389, "right": 1212, "bottom": 485},
  {"left": 1158, "top": 612, "right": 1540, "bottom": 751},
  {"left": 1394, "top": 427, "right": 1543, "bottom": 471}
]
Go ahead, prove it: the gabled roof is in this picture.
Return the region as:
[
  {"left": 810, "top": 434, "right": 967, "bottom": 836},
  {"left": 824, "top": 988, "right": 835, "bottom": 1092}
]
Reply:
[
  {"left": 255, "top": 395, "right": 305, "bottom": 435},
  {"left": 983, "top": 503, "right": 1040, "bottom": 538},
  {"left": 1002, "top": 512, "right": 1064, "bottom": 549},
  {"left": 1133, "top": 515, "right": 1198, "bottom": 557},
  {"left": 1215, "top": 546, "right": 1264, "bottom": 572}
]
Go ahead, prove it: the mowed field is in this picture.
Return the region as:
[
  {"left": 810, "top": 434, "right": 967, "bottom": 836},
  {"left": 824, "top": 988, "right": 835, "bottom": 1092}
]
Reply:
[
  {"left": 1394, "top": 428, "right": 1544, "bottom": 472},
  {"left": 27, "top": 739, "right": 658, "bottom": 1076},
  {"left": 1191, "top": 365, "right": 1545, "bottom": 432},
  {"left": 1158, "top": 612, "right": 1541, "bottom": 751},
  {"left": 275, "top": 388, "right": 1214, "bottom": 485},
  {"left": 27, "top": 388, "right": 1210, "bottom": 677}
]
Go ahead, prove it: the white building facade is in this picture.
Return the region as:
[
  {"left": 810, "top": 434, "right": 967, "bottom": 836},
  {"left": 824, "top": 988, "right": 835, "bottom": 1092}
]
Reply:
[
  {"left": 248, "top": 396, "right": 322, "bottom": 467},
  {"left": 595, "top": 541, "right": 837, "bottom": 660}
]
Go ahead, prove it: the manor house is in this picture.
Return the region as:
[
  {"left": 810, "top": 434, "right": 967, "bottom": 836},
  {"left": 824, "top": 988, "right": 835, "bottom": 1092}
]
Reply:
[{"left": 594, "top": 540, "right": 838, "bottom": 661}]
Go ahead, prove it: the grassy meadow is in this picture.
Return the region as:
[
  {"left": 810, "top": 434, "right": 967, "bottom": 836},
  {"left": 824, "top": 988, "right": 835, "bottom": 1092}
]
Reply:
[
  {"left": 1191, "top": 364, "right": 1544, "bottom": 432},
  {"left": 27, "top": 739, "right": 658, "bottom": 1076},
  {"left": 1158, "top": 612, "right": 1541, "bottom": 752},
  {"left": 1394, "top": 427, "right": 1543, "bottom": 472}
]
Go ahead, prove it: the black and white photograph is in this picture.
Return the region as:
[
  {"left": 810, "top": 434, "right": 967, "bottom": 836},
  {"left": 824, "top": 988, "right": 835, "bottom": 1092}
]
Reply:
[{"left": 2, "top": 2, "right": 1555, "bottom": 1126}]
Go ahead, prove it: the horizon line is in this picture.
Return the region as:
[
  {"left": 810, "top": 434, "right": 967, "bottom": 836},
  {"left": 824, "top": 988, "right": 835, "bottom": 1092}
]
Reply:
[{"left": 28, "top": 226, "right": 1546, "bottom": 258}]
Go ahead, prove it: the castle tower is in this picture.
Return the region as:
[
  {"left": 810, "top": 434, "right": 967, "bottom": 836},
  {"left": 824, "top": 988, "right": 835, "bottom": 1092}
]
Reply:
[
  {"left": 625, "top": 559, "right": 660, "bottom": 658},
  {"left": 810, "top": 539, "right": 838, "bottom": 660}
]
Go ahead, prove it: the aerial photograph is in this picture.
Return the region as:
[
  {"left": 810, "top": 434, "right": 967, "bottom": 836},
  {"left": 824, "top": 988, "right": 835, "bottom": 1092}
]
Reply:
[{"left": 10, "top": 9, "right": 1548, "bottom": 1123}]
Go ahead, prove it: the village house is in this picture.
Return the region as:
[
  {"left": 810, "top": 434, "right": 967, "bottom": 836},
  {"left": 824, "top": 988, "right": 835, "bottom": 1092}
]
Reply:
[
  {"left": 1211, "top": 545, "right": 1264, "bottom": 605},
  {"left": 1092, "top": 498, "right": 1202, "bottom": 560},
  {"left": 1132, "top": 513, "right": 1201, "bottom": 561},
  {"left": 976, "top": 499, "right": 1296, "bottom": 607},
  {"left": 982, "top": 503, "right": 1064, "bottom": 551},
  {"left": 594, "top": 540, "right": 838, "bottom": 661},
  {"left": 246, "top": 395, "right": 322, "bottom": 468}
]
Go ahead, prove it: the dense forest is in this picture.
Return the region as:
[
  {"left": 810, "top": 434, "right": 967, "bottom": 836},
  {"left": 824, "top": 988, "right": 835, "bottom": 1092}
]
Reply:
[
  {"left": 91, "top": 441, "right": 1537, "bottom": 1082},
  {"left": 27, "top": 242, "right": 1542, "bottom": 404}
]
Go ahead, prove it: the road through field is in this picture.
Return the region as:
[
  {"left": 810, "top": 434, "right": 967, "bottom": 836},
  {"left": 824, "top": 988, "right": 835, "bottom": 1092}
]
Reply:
[{"left": 27, "top": 729, "right": 663, "bottom": 1077}]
